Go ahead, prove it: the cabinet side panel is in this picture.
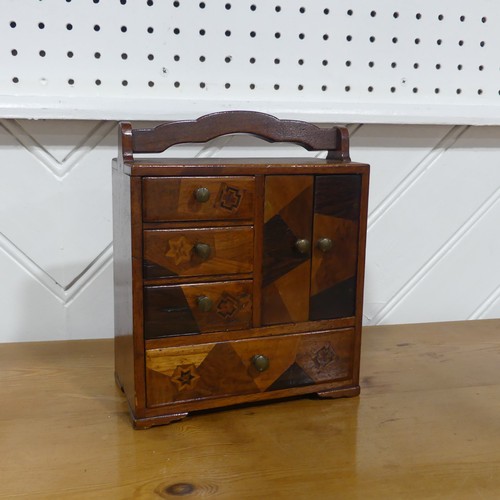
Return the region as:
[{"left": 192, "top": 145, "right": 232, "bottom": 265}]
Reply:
[
  {"left": 310, "top": 175, "right": 362, "bottom": 320},
  {"left": 112, "top": 165, "right": 135, "bottom": 410},
  {"left": 261, "top": 176, "right": 313, "bottom": 325}
]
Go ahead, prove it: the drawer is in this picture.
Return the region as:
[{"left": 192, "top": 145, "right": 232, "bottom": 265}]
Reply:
[
  {"left": 143, "top": 176, "right": 255, "bottom": 222},
  {"left": 144, "top": 280, "right": 253, "bottom": 339},
  {"left": 145, "top": 329, "right": 354, "bottom": 407},
  {"left": 143, "top": 226, "right": 253, "bottom": 279}
]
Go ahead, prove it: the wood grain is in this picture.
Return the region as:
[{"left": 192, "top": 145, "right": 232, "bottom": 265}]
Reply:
[
  {"left": 128, "top": 111, "right": 350, "bottom": 160},
  {"left": 310, "top": 175, "right": 362, "bottom": 320},
  {"left": 127, "top": 160, "right": 369, "bottom": 177},
  {"left": 144, "top": 280, "right": 253, "bottom": 339},
  {"left": 145, "top": 329, "right": 354, "bottom": 407},
  {"left": 143, "top": 226, "right": 253, "bottom": 279},
  {"left": 112, "top": 166, "right": 135, "bottom": 410},
  {"left": 3, "top": 321, "right": 500, "bottom": 498},
  {"left": 261, "top": 175, "right": 313, "bottom": 325},
  {"left": 251, "top": 175, "right": 265, "bottom": 328},
  {"left": 142, "top": 176, "right": 255, "bottom": 222},
  {"left": 112, "top": 165, "right": 147, "bottom": 414},
  {"left": 115, "top": 120, "right": 370, "bottom": 438},
  {"left": 352, "top": 171, "right": 370, "bottom": 386}
]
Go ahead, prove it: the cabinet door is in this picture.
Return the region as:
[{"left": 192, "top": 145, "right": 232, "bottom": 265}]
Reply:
[
  {"left": 310, "top": 175, "right": 361, "bottom": 320},
  {"left": 262, "top": 174, "right": 362, "bottom": 326},
  {"left": 261, "top": 176, "right": 313, "bottom": 325}
]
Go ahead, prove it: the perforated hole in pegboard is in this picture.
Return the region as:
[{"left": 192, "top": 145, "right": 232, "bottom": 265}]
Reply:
[{"left": 2, "top": 0, "right": 500, "bottom": 122}]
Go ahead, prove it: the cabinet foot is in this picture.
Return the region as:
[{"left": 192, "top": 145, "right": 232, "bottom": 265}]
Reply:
[
  {"left": 316, "top": 385, "right": 360, "bottom": 399},
  {"left": 132, "top": 412, "right": 189, "bottom": 429}
]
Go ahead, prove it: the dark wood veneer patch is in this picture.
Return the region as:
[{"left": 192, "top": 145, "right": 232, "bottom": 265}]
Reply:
[
  {"left": 266, "top": 362, "right": 315, "bottom": 391},
  {"left": 262, "top": 214, "right": 309, "bottom": 287},
  {"left": 309, "top": 276, "right": 357, "bottom": 320},
  {"left": 314, "top": 175, "right": 361, "bottom": 220},
  {"left": 144, "top": 286, "right": 198, "bottom": 339}
]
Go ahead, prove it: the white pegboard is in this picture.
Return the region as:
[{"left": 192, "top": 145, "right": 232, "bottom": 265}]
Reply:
[{"left": 2, "top": 0, "right": 500, "bottom": 124}]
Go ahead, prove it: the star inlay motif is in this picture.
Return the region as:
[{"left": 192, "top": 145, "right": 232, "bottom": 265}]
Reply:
[
  {"left": 165, "top": 236, "right": 192, "bottom": 265},
  {"left": 172, "top": 364, "right": 200, "bottom": 390}
]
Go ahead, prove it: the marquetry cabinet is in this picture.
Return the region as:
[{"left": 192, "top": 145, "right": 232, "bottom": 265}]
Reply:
[{"left": 113, "top": 111, "right": 369, "bottom": 428}]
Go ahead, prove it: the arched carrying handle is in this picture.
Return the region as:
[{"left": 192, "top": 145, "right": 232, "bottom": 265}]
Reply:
[{"left": 120, "top": 111, "right": 350, "bottom": 161}]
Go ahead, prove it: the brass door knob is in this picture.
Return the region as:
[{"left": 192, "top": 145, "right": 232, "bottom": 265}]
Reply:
[
  {"left": 194, "top": 187, "right": 210, "bottom": 203},
  {"left": 197, "top": 295, "right": 213, "bottom": 312},
  {"left": 317, "top": 237, "right": 333, "bottom": 253},
  {"left": 294, "top": 238, "right": 311, "bottom": 255},
  {"left": 194, "top": 242, "right": 212, "bottom": 260},
  {"left": 252, "top": 354, "right": 270, "bottom": 372}
]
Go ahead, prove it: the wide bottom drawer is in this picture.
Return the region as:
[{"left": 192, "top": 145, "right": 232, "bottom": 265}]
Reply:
[{"left": 145, "top": 328, "right": 355, "bottom": 407}]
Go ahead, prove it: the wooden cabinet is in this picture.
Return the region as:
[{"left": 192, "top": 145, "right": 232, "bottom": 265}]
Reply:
[{"left": 113, "top": 111, "right": 369, "bottom": 428}]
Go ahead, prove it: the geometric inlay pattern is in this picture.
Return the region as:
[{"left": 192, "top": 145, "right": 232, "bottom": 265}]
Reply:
[
  {"left": 145, "top": 331, "right": 354, "bottom": 407},
  {"left": 261, "top": 176, "right": 314, "bottom": 325},
  {"left": 266, "top": 363, "right": 316, "bottom": 392},
  {"left": 309, "top": 175, "right": 361, "bottom": 321},
  {"left": 313, "top": 344, "right": 337, "bottom": 371},
  {"left": 165, "top": 236, "right": 192, "bottom": 266},
  {"left": 171, "top": 364, "right": 200, "bottom": 391},
  {"left": 216, "top": 293, "right": 242, "bottom": 319},
  {"left": 262, "top": 214, "right": 305, "bottom": 287},
  {"left": 217, "top": 184, "right": 243, "bottom": 211}
]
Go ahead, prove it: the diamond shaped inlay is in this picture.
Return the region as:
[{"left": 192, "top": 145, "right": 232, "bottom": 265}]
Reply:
[
  {"left": 218, "top": 184, "right": 243, "bottom": 211},
  {"left": 313, "top": 344, "right": 337, "bottom": 371},
  {"left": 216, "top": 293, "right": 241, "bottom": 318}
]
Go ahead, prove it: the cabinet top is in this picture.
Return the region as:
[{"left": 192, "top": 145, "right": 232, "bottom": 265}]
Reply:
[{"left": 114, "top": 157, "right": 369, "bottom": 177}]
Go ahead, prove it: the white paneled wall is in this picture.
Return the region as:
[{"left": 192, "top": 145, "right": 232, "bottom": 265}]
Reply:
[
  {"left": 1, "top": 120, "right": 499, "bottom": 342},
  {"left": 0, "top": 120, "right": 115, "bottom": 342}
]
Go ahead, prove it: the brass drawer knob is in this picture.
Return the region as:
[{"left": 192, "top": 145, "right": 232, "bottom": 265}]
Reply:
[
  {"left": 294, "top": 238, "right": 311, "bottom": 255},
  {"left": 252, "top": 354, "right": 270, "bottom": 372},
  {"left": 317, "top": 237, "right": 333, "bottom": 253},
  {"left": 194, "top": 242, "right": 212, "bottom": 260},
  {"left": 197, "top": 295, "right": 213, "bottom": 312},
  {"left": 194, "top": 187, "right": 210, "bottom": 203}
]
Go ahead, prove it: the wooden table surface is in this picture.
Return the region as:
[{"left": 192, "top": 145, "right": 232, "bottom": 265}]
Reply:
[{"left": 2, "top": 320, "right": 500, "bottom": 499}]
